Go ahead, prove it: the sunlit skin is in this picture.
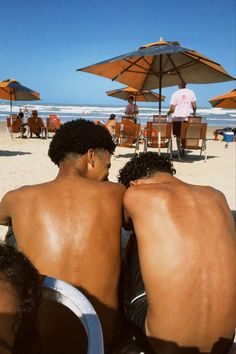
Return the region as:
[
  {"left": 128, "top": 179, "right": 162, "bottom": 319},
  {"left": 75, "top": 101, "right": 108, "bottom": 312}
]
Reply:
[
  {"left": 0, "top": 148, "right": 126, "bottom": 345},
  {"left": 123, "top": 172, "right": 236, "bottom": 353}
]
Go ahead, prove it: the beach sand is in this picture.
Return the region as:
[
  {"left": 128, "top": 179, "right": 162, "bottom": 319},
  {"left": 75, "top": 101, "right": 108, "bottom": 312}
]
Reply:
[{"left": 0, "top": 121, "right": 235, "bottom": 241}]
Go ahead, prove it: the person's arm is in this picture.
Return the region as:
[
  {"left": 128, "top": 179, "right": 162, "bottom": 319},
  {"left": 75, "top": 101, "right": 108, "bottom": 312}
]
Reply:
[
  {"left": 0, "top": 192, "right": 13, "bottom": 226},
  {"left": 121, "top": 189, "right": 134, "bottom": 230},
  {"left": 167, "top": 104, "right": 175, "bottom": 116},
  {"left": 191, "top": 101, "right": 197, "bottom": 116}
]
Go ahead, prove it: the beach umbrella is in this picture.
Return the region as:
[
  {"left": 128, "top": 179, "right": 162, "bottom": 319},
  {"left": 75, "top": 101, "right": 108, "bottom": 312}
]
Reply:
[
  {"left": 209, "top": 89, "right": 236, "bottom": 108},
  {"left": 0, "top": 79, "right": 40, "bottom": 117},
  {"left": 77, "top": 38, "right": 235, "bottom": 152},
  {"left": 106, "top": 86, "right": 165, "bottom": 102},
  {"left": 78, "top": 39, "right": 235, "bottom": 114}
]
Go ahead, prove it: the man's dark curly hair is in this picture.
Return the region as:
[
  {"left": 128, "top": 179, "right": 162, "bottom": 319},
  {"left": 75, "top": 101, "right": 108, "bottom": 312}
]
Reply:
[
  {"left": 117, "top": 152, "right": 176, "bottom": 187},
  {"left": 0, "top": 243, "right": 41, "bottom": 354},
  {"left": 48, "top": 119, "right": 116, "bottom": 166}
]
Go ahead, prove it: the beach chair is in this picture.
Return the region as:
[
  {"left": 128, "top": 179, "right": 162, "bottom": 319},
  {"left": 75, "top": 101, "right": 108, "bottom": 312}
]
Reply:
[
  {"left": 121, "top": 115, "right": 138, "bottom": 123},
  {"left": 115, "top": 121, "right": 141, "bottom": 153},
  {"left": 38, "top": 276, "right": 104, "bottom": 354},
  {"left": 177, "top": 122, "right": 207, "bottom": 160},
  {"left": 152, "top": 115, "right": 168, "bottom": 122},
  {"left": 6, "top": 115, "right": 23, "bottom": 139},
  {"left": 144, "top": 122, "right": 173, "bottom": 158},
  {"left": 188, "top": 116, "right": 202, "bottom": 123},
  {"left": 46, "top": 115, "right": 61, "bottom": 138}
]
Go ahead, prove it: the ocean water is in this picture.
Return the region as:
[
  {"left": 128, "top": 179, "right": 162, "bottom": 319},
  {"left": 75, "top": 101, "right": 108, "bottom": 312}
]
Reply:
[{"left": 0, "top": 102, "right": 235, "bottom": 127}]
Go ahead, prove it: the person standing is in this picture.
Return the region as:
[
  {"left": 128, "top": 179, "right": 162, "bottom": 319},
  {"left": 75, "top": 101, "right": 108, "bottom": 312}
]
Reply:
[
  {"left": 125, "top": 96, "right": 139, "bottom": 123},
  {"left": 168, "top": 83, "right": 197, "bottom": 137}
]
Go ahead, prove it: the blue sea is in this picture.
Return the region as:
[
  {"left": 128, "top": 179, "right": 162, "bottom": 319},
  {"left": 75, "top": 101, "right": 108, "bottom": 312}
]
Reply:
[{"left": 0, "top": 102, "right": 235, "bottom": 127}]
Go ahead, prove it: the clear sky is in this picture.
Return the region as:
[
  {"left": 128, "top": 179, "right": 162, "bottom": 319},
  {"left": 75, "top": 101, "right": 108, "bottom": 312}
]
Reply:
[{"left": 0, "top": 0, "right": 235, "bottom": 107}]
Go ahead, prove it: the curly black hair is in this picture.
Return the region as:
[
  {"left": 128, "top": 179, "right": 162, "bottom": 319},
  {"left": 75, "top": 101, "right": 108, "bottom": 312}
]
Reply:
[
  {"left": 117, "top": 152, "right": 176, "bottom": 187},
  {"left": 0, "top": 243, "right": 41, "bottom": 354},
  {"left": 48, "top": 119, "right": 116, "bottom": 166}
]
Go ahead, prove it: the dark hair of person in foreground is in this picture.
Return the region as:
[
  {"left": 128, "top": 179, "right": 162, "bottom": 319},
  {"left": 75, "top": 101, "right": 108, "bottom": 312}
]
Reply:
[
  {"left": 0, "top": 243, "right": 41, "bottom": 354},
  {"left": 48, "top": 118, "right": 116, "bottom": 166},
  {"left": 118, "top": 152, "right": 176, "bottom": 187}
]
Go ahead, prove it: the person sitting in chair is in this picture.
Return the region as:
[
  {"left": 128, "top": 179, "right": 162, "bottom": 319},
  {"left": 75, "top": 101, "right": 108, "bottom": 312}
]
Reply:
[
  {"left": 105, "top": 114, "right": 116, "bottom": 139},
  {"left": 27, "top": 110, "right": 46, "bottom": 138}
]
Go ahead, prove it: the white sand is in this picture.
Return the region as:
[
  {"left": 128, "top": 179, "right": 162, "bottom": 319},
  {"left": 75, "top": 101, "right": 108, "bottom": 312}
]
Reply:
[{"left": 0, "top": 123, "right": 235, "bottom": 241}]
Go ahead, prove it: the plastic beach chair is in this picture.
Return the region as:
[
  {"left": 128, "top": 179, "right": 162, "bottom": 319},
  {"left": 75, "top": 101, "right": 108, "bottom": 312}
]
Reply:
[
  {"left": 177, "top": 122, "right": 207, "bottom": 160},
  {"left": 143, "top": 121, "right": 173, "bottom": 158},
  {"left": 46, "top": 114, "right": 61, "bottom": 138},
  {"left": 38, "top": 276, "right": 104, "bottom": 354},
  {"left": 115, "top": 121, "right": 141, "bottom": 154},
  {"left": 6, "top": 115, "right": 23, "bottom": 139}
]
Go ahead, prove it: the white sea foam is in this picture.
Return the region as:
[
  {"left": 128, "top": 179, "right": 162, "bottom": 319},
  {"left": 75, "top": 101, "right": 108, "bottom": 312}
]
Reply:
[{"left": 0, "top": 103, "right": 235, "bottom": 126}]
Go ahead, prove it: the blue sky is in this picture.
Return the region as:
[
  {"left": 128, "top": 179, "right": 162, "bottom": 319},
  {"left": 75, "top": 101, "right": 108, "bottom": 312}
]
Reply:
[{"left": 0, "top": 0, "right": 235, "bottom": 107}]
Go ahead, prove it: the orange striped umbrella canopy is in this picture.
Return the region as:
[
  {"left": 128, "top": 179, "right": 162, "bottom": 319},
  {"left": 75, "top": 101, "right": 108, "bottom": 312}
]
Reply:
[
  {"left": 106, "top": 86, "right": 165, "bottom": 102},
  {"left": 209, "top": 89, "right": 236, "bottom": 108}
]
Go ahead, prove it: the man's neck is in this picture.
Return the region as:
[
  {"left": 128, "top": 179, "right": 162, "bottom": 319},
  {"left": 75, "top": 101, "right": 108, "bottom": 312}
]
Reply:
[
  {"left": 57, "top": 158, "right": 87, "bottom": 179},
  {"left": 139, "top": 173, "right": 178, "bottom": 185}
]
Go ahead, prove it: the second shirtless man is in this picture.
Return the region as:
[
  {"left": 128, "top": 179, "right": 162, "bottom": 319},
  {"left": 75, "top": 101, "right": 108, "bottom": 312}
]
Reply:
[{"left": 118, "top": 152, "right": 236, "bottom": 354}]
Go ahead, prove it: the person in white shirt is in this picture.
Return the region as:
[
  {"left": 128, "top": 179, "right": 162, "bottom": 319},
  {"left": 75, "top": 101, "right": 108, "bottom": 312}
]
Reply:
[{"left": 167, "top": 83, "right": 197, "bottom": 137}]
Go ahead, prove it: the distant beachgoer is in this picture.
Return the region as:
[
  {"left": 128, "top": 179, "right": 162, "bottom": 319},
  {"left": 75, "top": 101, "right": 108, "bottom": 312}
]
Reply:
[
  {"left": 23, "top": 107, "right": 29, "bottom": 121},
  {"left": 27, "top": 110, "right": 46, "bottom": 138},
  {"left": 0, "top": 243, "right": 40, "bottom": 354},
  {"left": 0, "top": 119, "right": 126, "bottom": 348},
  {"left": 17, "top": 109, "right": 27, "bottom": 137},
  {"left": 118, "top": 152, "right": 236, "bottom": 354},
  {"left": 105, "top": 114, "right": 116, "bottom": 139},
  {"left": 168, "top": 83, "right": 197, "bottom": 137},
  {"left": 18, "top": 109, "right": 24, "bottom": 120},
  {"left": 125, "top": 96, "right": 139, "bottom": 122}
]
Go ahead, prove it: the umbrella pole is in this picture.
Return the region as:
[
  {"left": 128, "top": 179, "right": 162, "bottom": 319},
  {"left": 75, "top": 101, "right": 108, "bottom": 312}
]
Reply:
[
  {"left": 10, "top": 98, "right": 13, "bottom": 124},
  {"left": 158, "top": 55, "right": 163, "bottom": 155}
]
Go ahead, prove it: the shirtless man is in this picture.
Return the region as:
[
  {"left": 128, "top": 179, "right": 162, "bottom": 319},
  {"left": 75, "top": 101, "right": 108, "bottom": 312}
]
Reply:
[
  {"left": 118, "top": 152, "right": 236, "bottom": 354},
  {"left": 0, "top": 119, "right": 126, "bottom": 347}
]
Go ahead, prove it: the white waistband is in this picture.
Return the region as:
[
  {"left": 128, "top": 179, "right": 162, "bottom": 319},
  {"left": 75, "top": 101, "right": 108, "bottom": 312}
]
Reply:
[{"left": 130, "top": 291, "right": 146, "bottom": 305}]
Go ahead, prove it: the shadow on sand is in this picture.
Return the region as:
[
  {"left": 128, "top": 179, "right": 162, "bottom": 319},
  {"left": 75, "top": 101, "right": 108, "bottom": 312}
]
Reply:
[
  {"left": 172, "top": 152, "right": 219, "bottom": 163},
  {"left": 0, "top": 150, "right": 31, "bottom": 157},
  {"left": 115, "top": 151, "right": 219, "bottom": 162}
]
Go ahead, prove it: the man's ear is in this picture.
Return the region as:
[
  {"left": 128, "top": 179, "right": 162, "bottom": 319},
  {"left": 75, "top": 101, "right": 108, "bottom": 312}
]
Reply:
[
  {"left": 130, "top": 180, "right": 140, "bottom": 186},
  {"left": 87, "top": 149, "right": 96, "bottom": 167}
]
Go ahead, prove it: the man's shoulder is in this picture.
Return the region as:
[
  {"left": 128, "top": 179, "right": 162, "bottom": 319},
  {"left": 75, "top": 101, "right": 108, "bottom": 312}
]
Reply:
[
  {"left": 0, "top": 186, "right": 29, "bottom": 206},
  {"left": 103, "top": 181, "right": 126, "bottom": 194},
  {"left": 2, "top": 182, "right": 50, "bottom": 199},
  {"left": 124, "top": 184, "right": 154, "bottom": 200}
]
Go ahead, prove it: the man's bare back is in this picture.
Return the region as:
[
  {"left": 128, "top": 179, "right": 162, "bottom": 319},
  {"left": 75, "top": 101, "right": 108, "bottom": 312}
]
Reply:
[
  {"left": 0, "top": 119, "right": 126, "bottom": 346},
  {"left": 118, "top": 153, "right": 236, "bottom": 353}
]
